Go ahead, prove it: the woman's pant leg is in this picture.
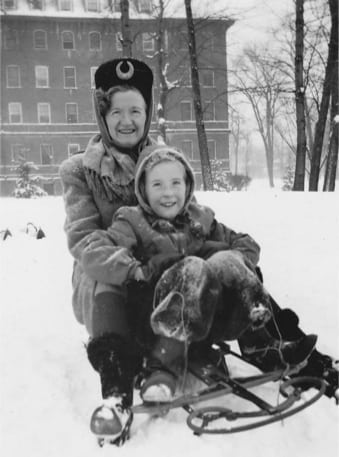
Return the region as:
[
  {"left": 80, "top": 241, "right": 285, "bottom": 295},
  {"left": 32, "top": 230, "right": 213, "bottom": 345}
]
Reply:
[
  {"left": 87, "top": 283, "right": 140, "bottom": 403},
  {"left": 91, "top": 283, "right": 130, "bottom": 338}
]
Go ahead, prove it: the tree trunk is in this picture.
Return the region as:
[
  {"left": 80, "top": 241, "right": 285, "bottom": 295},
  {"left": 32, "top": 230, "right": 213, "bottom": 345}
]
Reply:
[
  {"left": 231, "top": 114, "right": 240, "bottom": 174},
  {"left": 309, "top": 0, "right": 337, "bottom": 190},
  {"left": 120, "top": 0, "right": 132, "bottom": 57},
  {"left": 323, "top": 0, "right": 338, "bottom": 191},
  {"left": 305, "top": 98, "right": 314, "bottom": 159},
  {"left": 266, "top": 96, "right": 275, "bottom": 187},
  {"left": 156, "top": 0, "right": 168, "bottom": 142},
  {"left": 184, "top": 0, "right": 213, "bottom": 190},
  {"left": 293, "top": 0, "right": 307, "bottom": 191}
]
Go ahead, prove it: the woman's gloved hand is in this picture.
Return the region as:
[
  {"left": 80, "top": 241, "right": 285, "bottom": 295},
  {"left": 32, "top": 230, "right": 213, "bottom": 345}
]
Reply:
[{"left": 139, "top": 253, "right": 184, "bottom": 285}]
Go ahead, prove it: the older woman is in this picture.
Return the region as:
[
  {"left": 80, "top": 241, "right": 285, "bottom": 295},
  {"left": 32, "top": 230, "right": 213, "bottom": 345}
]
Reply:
[{"left": 59, "top": 58, "right": 159, "bottom": 444}]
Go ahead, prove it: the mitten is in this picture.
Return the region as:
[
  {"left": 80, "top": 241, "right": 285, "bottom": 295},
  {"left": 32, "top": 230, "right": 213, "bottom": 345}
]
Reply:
[
  {"left": 141, "top": 253, "right": 184, "bottom": 285},
  {"left": 196, "top": 240, "right": 229, "bottom": 259}
]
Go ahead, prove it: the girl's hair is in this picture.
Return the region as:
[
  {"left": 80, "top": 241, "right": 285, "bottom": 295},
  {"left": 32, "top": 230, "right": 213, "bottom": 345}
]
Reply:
[{"left": 95, "top": 85, "right": 146, "bottom": 116}]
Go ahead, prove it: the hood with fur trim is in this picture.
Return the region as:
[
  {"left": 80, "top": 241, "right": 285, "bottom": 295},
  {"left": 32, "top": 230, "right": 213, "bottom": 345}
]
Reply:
[{"left": 134, "top": 144, "right": 195, "bottom": 216}]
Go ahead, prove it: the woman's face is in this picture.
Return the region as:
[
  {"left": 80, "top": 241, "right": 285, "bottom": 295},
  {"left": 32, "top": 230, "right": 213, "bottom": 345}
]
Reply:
[{"left": 105, "top": 89, "right": 147, "bottom": 148}]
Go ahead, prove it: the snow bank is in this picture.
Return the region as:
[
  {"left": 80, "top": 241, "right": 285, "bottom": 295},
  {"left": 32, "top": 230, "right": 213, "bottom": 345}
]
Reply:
[{"left": 0, "top": 192, "right": 338, "bottom": 457}]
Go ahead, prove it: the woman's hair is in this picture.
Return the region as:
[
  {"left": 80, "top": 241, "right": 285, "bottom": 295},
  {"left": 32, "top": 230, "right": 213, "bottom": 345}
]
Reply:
[{"left": 95, "top": 85, "right": 146, "bottom": 116}]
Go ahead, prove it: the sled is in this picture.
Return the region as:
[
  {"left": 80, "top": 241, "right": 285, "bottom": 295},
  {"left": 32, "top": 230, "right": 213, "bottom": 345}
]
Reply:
[{"left": 131, "top": 341, "right": 327, "bottom": 435}]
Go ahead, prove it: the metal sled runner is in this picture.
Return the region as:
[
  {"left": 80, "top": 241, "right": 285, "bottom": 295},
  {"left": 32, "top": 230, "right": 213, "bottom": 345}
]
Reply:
[{"left": 132, "top": 341, "right": 327, "bottom": 435}]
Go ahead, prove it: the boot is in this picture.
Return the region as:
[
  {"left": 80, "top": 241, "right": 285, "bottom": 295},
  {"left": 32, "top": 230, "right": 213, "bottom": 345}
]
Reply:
[
  {"left": 238, "top": 326, "right": 317, "bottom": 373},
  {"left": 86, "top": 333, "right": 140, "bottom": 445},
  {"left": 257, "top": 307, "right": 339, "bottom": 400},
  {"left": 295, "top": 349, "right": 339, "bottom": 400},
  {"left": 265, "top": 308, "right": 304, "bottom": 341},
  {"left": 140, "top": 358, "right": 177, "bottom": 403},
  {"left": 140, "top": 336, "right": 185, "bottom": 403}
]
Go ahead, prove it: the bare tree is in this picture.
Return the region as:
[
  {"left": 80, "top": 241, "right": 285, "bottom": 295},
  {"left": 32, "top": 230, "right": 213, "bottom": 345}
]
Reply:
[
  {"left": 184, "top": 0, "right": 213, "bottom": 190},
  {"left": 269, "top": 1, "right": 332, "bottom": 189},
  {"left": 232, "top": 47, "right": 285, "bottom": 187},
  {"left": 309, "top": 0, "right": 337, "bottom": 190},
  {"left": 293, "top": 0, "right": 307, "bottom": 190},
  {"left": 323, "top": 0, "right": 338, "bottom": 191},
  {"left": 228, "top": 108, "right": 250, "bottom": 175},
  {"left": 150, "top": 0, "right": 182, "bottom": 142}
]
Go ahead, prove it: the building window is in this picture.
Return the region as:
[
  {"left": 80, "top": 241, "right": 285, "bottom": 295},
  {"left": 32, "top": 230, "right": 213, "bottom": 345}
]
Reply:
[
  {"left": 204, "top": 100, "right": 215, "bottom": 121},
  {"left": 207, "top": 139, "right": 216, "bottom": 159},
  {"left": 6, "top": 65, "right": 21, "bottom": 88},
  {"left": 35, "top": 66, "right": 49, "bottom": 88},
  {"left": 64, "top": 67, "right": 76, "bottom": 88},
  {"left": 62, "top": 31, "right": 75, "bottom": 50},
  {"left": 90, "top": 66, "right": 98, "bottom": 88},
  {"left": 202, "top": 69, "right": 214, "bottom": 87},
  {"left": 11, "top": 144, "right": 26, "bottom": 162},
  {"left": 4, "top": 29, "right": 18, "bottom": 49},
  {"left": 142, "top": 33, "right": 154, "bottom": 51},
  {"left": 180, "top": 101, "right": 192, "bottom": 121},
  {"left": 3, "top": 0, "right": 16, "bottom": 9},
  {"left": 179, "top": 31, "right": 188, "bottom": 50},
  {"left": 38, "top": 103, "right": 51, "bottom": 123},
  {"left": 181, "top": 140, "right": 193, "bottom": 160},
  {"left": 149, "top": 66, "right": 156, "bottom": 87},
  {"left": 152, "top": 101, "right": 157, "bottom": 121},
  {"left": 116, "top": 32, "right": 122, "bottom": 51},
  {"left": 33, "top": 30, "right": 47, "bottom": 49},
  {"left": 66, "top": 103, "right": 78, "bottom": 123},
  {"left": 29, "top": 0, "right": 44, "bottom": 9},
  {"left": 91, "top": 96, "right": 96, "bottom": 121},
  {"left": 89, "top": 32, "right": 101, "bottom": 50},
  {"left": 87, "top": 0, "right": 99, "bottom": 11},
  {"left": 163, "top": 30, "right": 169, "bottom": 51},
  {"left": 110, "top": 0, "right": 120, "bottom": 12},
  {"left": 40, "top": 144, "right": 53, "bottom": 164},
  {"left": 207, "top": 33, "right": 215, "bottom": 50},
  {"left": 138, "top": 0, "right": 152, "bottom": 13},
  {"left": 68, "top": 144, "right": 80, "bottom": 156},
  {"left": 59, "top": 0, "right": 72, "bottom": 11},
  {"left": 180, "top": 66, "right": 191, "bottom": 87},
  {"left": 9, "top": 103, "right": 22, "bottom": 124}
]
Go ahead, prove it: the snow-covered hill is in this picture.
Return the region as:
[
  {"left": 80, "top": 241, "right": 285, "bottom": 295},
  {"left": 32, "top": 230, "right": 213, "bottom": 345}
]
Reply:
[{"left": 0, "top": 190, "right": 338, "bottom": 457}]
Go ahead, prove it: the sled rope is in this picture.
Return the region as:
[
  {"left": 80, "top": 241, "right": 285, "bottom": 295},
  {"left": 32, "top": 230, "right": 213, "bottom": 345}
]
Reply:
[{"left": 179, "top": 291, "right": 190, "bottom": 394}]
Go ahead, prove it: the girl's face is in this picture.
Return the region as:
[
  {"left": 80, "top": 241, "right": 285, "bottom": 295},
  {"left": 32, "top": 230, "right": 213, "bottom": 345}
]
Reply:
[
  {"left": 105, "top": 90, "right": 147, "bottom": 148},
  {"left": 145, "top": 160, "right": 187, "bottom": 220}
]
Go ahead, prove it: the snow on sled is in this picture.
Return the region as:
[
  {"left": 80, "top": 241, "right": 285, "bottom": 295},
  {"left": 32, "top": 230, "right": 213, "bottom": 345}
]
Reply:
[{"left": 131, "top": 341, "right": 327, "bottom": 436}]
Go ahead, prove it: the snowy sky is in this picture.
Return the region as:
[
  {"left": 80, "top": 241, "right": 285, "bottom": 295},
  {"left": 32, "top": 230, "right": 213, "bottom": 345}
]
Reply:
[{"left": 165, "top": 0, "right": 293, "bottom": 54}]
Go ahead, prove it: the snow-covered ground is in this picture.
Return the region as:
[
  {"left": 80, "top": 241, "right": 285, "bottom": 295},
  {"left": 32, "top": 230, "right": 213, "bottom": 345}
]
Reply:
[{"left": 0, "top": 188, "right": 338, "bottom": 457}]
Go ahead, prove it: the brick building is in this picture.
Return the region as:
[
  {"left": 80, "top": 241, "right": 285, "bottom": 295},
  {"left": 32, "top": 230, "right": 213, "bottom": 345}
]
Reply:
[{"left": 0, "top": 0, "right": 233, "bottom": 195}]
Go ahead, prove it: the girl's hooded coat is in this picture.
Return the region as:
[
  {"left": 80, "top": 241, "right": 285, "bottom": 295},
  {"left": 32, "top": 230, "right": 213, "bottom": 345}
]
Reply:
[{"left": 79, "top": 145, "right": 261, "bottom": 302}]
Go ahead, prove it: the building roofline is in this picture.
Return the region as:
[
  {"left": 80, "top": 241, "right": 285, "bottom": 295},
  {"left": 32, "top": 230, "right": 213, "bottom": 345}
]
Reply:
[{"left": 1, "top": 13, "right": 234, "bottom": 29}]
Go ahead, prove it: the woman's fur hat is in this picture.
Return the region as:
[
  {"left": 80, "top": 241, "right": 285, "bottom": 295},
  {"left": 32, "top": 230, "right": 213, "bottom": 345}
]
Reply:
[{"left": 95, "top": 58, "right": 153, "bottom": 112}]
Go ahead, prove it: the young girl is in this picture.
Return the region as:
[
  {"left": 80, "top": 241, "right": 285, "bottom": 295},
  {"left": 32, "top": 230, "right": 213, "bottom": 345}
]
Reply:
[{"left": 81, "top": 144, "right": 318, "bottom": 441}]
